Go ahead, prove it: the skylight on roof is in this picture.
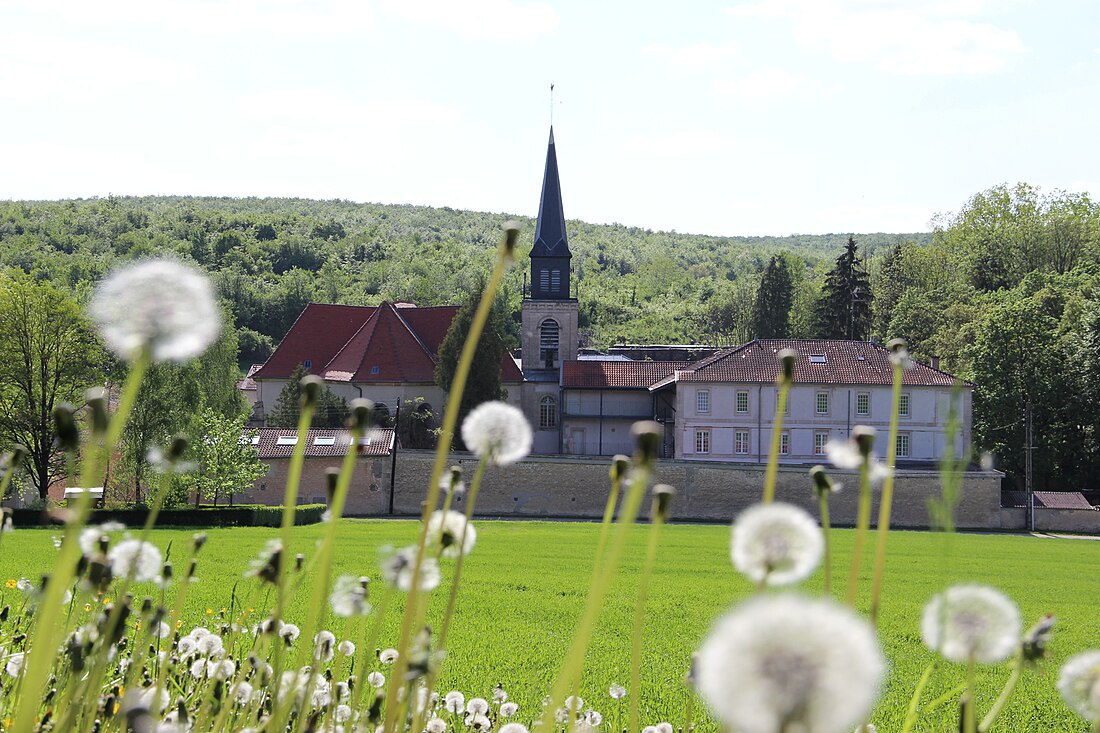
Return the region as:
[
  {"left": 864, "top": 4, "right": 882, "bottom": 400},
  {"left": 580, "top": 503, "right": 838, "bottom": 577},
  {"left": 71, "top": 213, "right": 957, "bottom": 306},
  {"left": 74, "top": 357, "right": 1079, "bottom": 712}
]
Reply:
[
  {"left": 276, "top": 436, "right": 298, "bottom": 446},
  {"left": 358, "top": 436, "right": 372, "bottom": 446},
  {"left": 313, "top": 435, "right": 336, "bottom": 446},
  {"left": 251, "top": 435, "right": 260, "bottom": 445},
  {"left": 809, "top": 354, "right": 827, "bottom": 364}
]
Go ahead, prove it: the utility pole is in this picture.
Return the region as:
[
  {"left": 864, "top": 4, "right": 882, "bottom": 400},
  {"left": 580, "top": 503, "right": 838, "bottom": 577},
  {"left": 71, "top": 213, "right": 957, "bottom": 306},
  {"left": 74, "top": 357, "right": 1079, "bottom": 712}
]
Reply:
[{"left": 1025, "top": 402, "right": 1034, "bottom": 532}]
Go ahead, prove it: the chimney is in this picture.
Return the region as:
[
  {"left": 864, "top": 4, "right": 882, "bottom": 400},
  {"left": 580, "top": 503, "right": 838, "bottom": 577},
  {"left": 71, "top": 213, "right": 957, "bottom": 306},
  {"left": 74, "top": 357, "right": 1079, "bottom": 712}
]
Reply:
[{"left": 930, "top": 355, "right": 941, "bottom": 370}]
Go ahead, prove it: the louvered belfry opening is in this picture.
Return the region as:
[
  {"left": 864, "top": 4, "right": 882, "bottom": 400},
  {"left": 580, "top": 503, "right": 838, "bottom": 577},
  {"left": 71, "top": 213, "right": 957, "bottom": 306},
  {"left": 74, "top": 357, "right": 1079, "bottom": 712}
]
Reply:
[{"left": 540, "top": 319, "right": 560, "bottom": 368}]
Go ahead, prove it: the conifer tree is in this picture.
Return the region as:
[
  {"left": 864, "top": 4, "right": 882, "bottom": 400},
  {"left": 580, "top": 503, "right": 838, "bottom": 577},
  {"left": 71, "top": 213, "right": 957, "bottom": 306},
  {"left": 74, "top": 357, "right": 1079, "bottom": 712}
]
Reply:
[
  {"left": 750, "top": 255, "right": 794, "bottom": 339},
  {"left": 267, "top": 364, "right": 347, "bottom": 428},
  {"left": 813, "top": 236, "right": 873, "bottom": 340}
]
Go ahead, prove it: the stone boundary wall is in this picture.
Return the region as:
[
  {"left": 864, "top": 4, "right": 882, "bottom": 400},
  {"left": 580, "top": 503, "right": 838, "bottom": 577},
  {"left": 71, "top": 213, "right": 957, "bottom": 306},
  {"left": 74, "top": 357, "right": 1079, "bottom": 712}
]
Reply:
[
  {"left": 996, "top": 507, "right": 1100, "bottom": 534},
  {"left": 380, "top": 450, "right": 1007, "bottom": 530}
]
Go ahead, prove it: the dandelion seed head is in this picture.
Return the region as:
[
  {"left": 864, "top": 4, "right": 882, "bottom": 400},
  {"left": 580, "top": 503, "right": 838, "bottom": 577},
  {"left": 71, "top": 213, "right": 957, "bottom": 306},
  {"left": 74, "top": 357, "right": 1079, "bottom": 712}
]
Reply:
[
  {"left": 1059, "top": 650, "right": 1100, "bottom": 722},
  {"left": 921, "top": 585, "right": 1021, "bottom": 664},
  {"left": 731, "top": 503, "right": 823, "bottom": 586},
  {"left": 338, "top": 640, "right": 356, "bottom": 657},
  {"left": 4, "top": 652, "right": 24, "bottom": 677},
  {"left": 461, "top": 401, "right": 532, "bottom": 465},
  {"left": 279, "top": 623, "right": 301, "bottom": 643},
  {"left": 427, "top": 718, "right": 448, "bottom": 733},
  {"left": 608, "top": 684, "right": 626, "bottom": 700},
  {"left": 427, "top": 510, "right": 477, "bottom": 558},
  {"left": 499, "top": 725, "right": 529, "bottom": 733},
  {"left": 90, "top": 259, "right": 221, "bottom": 362},
  {"left": 380, "top": 648, "right": 399, "bottom": 664},
  {"left": 467, "top": 697, "right": 490, "bottom": 715},
  {"left": 381, "top": 546, "right": 440, "bottom": 592},
  {"left": 107, "top": 539, "right": 163, "bottom": 583},
  {"left": 367, "top": 671, "right": 386, "bottom": 688},
  {"left": 695, "top": 594, "right": 885, "bottom": 733},
  {"left": 330, "top": 574, "right": 371, "bottom": 617},
  {"left": 500, "top": 702, "right": 519, "bottom": 718},
  {"left": 445, "top": 691, "right": 465, "bottom": 713}
]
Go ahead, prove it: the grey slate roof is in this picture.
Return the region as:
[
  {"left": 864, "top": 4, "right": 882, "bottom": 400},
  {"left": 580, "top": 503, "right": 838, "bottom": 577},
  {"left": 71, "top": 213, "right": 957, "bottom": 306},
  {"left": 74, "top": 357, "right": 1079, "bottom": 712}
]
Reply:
[{"left": 530, "top": 127, "right": 570, "bottom": 258}]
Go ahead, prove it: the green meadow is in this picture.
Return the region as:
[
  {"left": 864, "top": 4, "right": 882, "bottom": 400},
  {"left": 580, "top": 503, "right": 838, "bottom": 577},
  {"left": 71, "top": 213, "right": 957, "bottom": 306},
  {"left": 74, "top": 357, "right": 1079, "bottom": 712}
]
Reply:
[{"left": 0, "top": 520, "right": 1095, "bottom": 731}]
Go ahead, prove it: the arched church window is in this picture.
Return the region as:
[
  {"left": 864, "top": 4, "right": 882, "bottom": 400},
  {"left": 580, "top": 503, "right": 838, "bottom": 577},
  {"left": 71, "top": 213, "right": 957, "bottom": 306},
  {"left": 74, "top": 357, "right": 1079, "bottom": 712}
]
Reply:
[
  {"left": 540, "top": 319, "right": 560, "bottom": 368},
  {"left": 540, "top": 395, "right": 557, "bottom": 429}
]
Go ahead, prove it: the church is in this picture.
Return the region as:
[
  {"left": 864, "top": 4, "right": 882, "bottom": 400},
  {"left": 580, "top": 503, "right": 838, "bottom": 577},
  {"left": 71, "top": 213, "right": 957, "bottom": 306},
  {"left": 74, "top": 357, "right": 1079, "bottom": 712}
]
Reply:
[{"left": 249, "top": 129, "right": 972, "bottom": 464}]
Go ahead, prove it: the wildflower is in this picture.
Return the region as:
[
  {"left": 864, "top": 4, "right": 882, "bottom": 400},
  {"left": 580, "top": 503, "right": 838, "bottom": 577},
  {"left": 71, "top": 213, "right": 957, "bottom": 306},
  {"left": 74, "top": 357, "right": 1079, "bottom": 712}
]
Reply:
[
  {"left": 107, "top": 539, "right": 163, "bottom": 583},
  {"left": 467, "top": 697, "right": 490, "bottom": 715},
  {"left": 654, "top": 724, "right": 673, "bottom": 733},
  {"left": 336, "top": 681, "right": 351, "bottom": 701},
  {"left": 427, "top": 718, "right": 449, "bottom": 733},
  {"left": 4, "top": 579, "right": 14, "bottom": 589},
  {"left": 90, "top": 258, "right": 221, "bottom": 362},
  {"left": 338, "top": 640, "right": 356, "bottom": 657},
  {"left": 500, "top": 702, "right": 519, "bottom": 717},
  {"left": 921, "top": 585, "right": 1021, "bottom": 663},
  {"left": 427, "top": 510, "right": 477, "bottom": 558},
  {"left": 119, "top": 686, "right": 170, "bottom": 714},
  {"left": 1022, "top": 614, "right": 1056, "bottom": 665},
  {"left": 460, "top": 401, "right": 533, "bottom": 465},
  {"left": 381, "top": 546, "right": 441, "bottom": 592},
  {"left": 585, "top": 711, "right": 603, "bottom": 727},
  {"left": 279, "top": 623, "right": 301, "bottom": 643},
  {"left": 887, "top": 338, "right": 912, "bottom": 369},
  {"left": 493, "top": 685, "right": 508, "bottom": 702},
  {"left": 826, "top": 434, "right": 891, "bottom": 483},
  {"left": 564, "top": 696, "right": 584, "bottom": 714},
  {"left": 367, "top": 671, "right": 386, "bottom": 688},
  {"left": 248, "top": 539, "right": 283, "bottom": 584},
  {"left": 380, "top": 648, "right": 399, "bottom": 664},
  {"left": 233, "top": 681, "right": 255, "bottom": 704},
  {"left": 445, "top": 691, "right": 466, "bottom": 713},
  {"left": 466, "top": 713, "right": 492, "bottom": 730},
  {"left": 608, "top": 684, "right": 626, "bottom": 700},
  {"left": 1058, "top": 650, "right": 1100, "bottom": 721},
  {"left": 499, "top": 725, "right": 529, "bottom": 733},
  {"left": 330, "top": 574, "right": 371, "bottom": 617},
  {"left": 730, "top": 503, "right": 824, "bottom": 586},
  {"left": 334, "top": 704, "right": 353, "bottom": 723},
  {"left": 314, "top": 631, "right": 336, "bottom": 662},
  {"left": 695, "top": 594, "right": 885, "bottom": 733}
]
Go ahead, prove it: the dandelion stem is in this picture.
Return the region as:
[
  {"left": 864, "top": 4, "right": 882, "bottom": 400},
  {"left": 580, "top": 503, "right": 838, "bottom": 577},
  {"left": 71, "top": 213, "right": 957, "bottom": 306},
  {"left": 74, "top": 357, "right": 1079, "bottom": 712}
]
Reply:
[
  {"left": 818, "top": 490, "right": 832, "bottom": 596},
  {"left": 10, "top": 346, "right": 150, "bottom": 733},
  {"left": 900, "top": 661, "right": 936, "bottom": 733},
  {"left": 978, "top": 661, "right": 1021, "bottom": 732},
  {"left": 964, "top": 656, "right": 978, "bottom": 733},
  {"left": 436, "top": 452, "right": 489, "bottom": 651},
  {"left": 537, "top": 462, "right": 651, "bottom": 733},
  {"left": 382, "top": 227, "right": 514, "bottom": 733},
  {"left": 762, "top": 376, "right": 790, "bottom": 505},
  {"left": 869, "top": 362, "right": 902, "bottom": 623},
  {"left": 846, "top": 458, "right": 873, "bottom": 607},
  {"left": 628, "top": 495, "right": 665, "bottom": 733}
]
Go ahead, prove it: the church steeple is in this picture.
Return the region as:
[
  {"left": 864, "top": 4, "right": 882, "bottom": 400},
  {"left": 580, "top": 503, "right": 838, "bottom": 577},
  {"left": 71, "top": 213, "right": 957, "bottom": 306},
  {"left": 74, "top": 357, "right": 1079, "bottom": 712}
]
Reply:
[{"left": 529, "top": 127, "right": 572, "bottom": 300}]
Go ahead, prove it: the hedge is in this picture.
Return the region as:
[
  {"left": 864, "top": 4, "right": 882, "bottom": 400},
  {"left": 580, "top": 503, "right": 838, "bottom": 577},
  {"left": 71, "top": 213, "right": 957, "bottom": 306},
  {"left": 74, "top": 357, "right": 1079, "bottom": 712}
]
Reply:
[{"left": 9, "top": 504, "right": 328, "bottom": 529}]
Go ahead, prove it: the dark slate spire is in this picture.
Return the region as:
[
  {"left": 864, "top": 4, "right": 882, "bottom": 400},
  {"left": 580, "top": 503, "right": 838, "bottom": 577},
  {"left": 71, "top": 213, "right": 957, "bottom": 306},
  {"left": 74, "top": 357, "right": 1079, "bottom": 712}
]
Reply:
[
  {"left": 531, "top": 127, "right": 570, "bottom": 257},
  {"left": 529, "top": 127, "right": 572, "bottom": 300}
]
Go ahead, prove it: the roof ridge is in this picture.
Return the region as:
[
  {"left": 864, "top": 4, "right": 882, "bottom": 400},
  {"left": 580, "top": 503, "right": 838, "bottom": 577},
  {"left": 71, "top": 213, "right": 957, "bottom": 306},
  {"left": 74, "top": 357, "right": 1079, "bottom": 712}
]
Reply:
[
  {"left": 387, "top": 301, "right": 439, "bottom": 365},
  {"left": 322, "top": 307, "right": 381, "bottom": 374}
]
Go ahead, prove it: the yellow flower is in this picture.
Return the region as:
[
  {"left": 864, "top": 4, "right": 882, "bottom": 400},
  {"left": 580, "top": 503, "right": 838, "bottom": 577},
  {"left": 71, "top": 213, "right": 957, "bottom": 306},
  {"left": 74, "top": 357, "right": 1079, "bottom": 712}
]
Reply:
[
  {"left": 84, "top": 603, "right": 92, "bottom": 612},
  {"left": 175, "top": 620, "right": 183, "bottom": 629},
  {"left": 206, "top": 608, "right": 213, "bottom": 615},
  {"left": 103, "top": 598, "right": 112, "bottom": 605},
  {"left": 4, "top": 579, "right": 16, "bottom": 589}
]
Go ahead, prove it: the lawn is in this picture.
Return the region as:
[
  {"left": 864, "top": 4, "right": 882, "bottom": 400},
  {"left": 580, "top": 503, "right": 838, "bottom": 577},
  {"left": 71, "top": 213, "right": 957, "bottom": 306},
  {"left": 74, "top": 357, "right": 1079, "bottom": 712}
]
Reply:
[{"left": 0, "top": 519, "right": 1096, "bottom": 731}]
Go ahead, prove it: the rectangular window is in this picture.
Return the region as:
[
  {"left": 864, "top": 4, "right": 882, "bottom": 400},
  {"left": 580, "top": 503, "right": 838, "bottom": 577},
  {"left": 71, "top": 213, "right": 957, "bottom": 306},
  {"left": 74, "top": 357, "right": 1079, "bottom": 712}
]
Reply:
[
  {"left": 816, "top": 392, "right": 829, "bottom": 415},
  {"left": 276, "top": 436, "right": 298, "bottom": 446},
  {"left": 896, "top": 433, "right": 910, "bottom": 458},
  {"left": 736, "top": 390, "right": 749, "bottom": 414},
  {"left": 539, "top": 270, "right": 549, "bottom": 291},
  {"left": 856, "top": 392, "right": 870, "bottom": 416},
  {"left": 814, "top": 431, "right": 829, "bottom": 455},
  {"left": 697, "top": 389, "right": 710, "bottom": 414},
  {"left": 735, "top": 430, "right": 750, "bottom": 454},
  {"left": 899, "top": 393, "right": 911, "bottom": 417},
  {"left": 695, "top": 429, "right": 711, "bottom": 454},
  {"left": 779, "top": 431, "right": 790, "bottom": 455},
  {"left": 551, "top": 269, "right": 561, "bottom": 293}
]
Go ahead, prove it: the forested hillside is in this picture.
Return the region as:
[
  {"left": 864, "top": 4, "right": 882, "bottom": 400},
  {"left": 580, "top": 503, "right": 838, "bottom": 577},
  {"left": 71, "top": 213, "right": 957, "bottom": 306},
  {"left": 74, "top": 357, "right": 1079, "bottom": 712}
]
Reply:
[
  {"left": 3, "top": 184, "right": 1100, "bottom": 491},
  {"left": 0, "top": 195, "right": 925, "bottom": 361}
]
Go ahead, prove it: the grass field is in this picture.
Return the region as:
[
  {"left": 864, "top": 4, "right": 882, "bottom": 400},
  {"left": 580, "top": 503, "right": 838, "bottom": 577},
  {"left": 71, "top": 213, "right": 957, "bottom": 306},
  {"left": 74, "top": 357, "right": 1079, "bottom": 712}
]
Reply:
[{"left": 0, "top": 520, "right": 1096, "bottom": 731}]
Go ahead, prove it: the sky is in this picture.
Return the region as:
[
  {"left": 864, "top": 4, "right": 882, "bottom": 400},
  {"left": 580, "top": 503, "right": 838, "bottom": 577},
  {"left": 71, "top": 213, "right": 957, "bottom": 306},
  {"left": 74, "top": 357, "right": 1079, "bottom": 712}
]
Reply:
[{"left": 2, "top": 0, "right": 1098, "bottom": 237}]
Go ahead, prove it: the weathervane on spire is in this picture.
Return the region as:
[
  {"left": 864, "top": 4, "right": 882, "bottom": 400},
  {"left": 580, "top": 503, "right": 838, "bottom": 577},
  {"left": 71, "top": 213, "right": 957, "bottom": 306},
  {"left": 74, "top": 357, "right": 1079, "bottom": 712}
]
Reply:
[{"left": 550, "top": 83, "right": 554, "bottom": 126}]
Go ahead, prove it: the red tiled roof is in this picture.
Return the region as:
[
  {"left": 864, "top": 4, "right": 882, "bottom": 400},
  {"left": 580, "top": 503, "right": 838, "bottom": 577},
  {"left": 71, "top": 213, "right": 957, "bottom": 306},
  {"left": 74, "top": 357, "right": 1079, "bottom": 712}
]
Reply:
[
  {"left": 562, "top": 360, "right": 691, "bottom": 389},
  {"left": 651, "top": 340, "right": 968, "bottom": 389},
  {"left": 250, "top": 428, "right": 395, "bottom": 459},
  {"left": 1034, "top": 491, "right": 1096, "bottom": 510},
  {"left": 252, "top": 302, "right": 523, "bottom": 384},
  {"left": 237, "top": 363, "right": 262, "bottom": 392}
]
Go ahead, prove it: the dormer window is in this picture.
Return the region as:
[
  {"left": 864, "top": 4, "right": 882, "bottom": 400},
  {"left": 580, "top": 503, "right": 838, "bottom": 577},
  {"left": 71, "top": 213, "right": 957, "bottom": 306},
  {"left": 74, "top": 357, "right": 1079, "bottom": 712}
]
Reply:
[
  {"left": 370, "top": 366, "right": 380, "bottom": 375},
  {"left": 303, "top": 359, "right": 312, "bottom": 369}
]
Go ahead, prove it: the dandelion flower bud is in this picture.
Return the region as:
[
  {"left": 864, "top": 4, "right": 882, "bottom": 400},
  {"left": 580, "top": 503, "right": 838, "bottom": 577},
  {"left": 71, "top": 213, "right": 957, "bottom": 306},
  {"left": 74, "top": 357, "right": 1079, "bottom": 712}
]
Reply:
[
  {"left": 921, "top": 585, "right": 1020, "bottom": 663},
  {"left": 852, "top": 426, "right": 876, "bottom": 458},
  {"left": 167, "top": 434, "right": 189, "bottom": 463},
  {"left": 809, "top": 466, "right": 838, "bottom": 497},
  {"left": 652, "top": 484, "right": 675, "bottom": 523},
  {"left": 300, "top": 375, "right": 324, "bottom": 409},
  {"left": 631, "top": 421, "right": 662, "bottom": 465},
  {"left": 347, "top": 398, "right": 375, "bottom": 432},
  {"left": 609, "top": 455, "right": 630, "bottom": 483},
  {"left": 696, "top": 594, "right": 885, "bottom": 733},
  {"left": 1022, "top": 613, "right": 1056, "bottom": 665},
  {"left": 461, "top": 401, "right": 532, "bottom": 465},
  {"left": 731, "top": 502, "right": 823, "bottom": 586},
  {"left": 90, "top": 258, "right": 221, "bottom": 363},
  {"left": 53, "top": 403, "right": 80, "bottom": 452},
  {"left": 86, "top": 387, "right": 109, "bottom": 436},
  {"left": 776, "top": 347, "right": 797, "bottom": 384},
  {"left": 1059, "top": 650, "right": 1100, "bottom": 721},
  {"left": 501, "top": 222, "right": 520, "bottom": 262},
  {"left": 887, "top": 338, "right": 911, "bottom": 369}
]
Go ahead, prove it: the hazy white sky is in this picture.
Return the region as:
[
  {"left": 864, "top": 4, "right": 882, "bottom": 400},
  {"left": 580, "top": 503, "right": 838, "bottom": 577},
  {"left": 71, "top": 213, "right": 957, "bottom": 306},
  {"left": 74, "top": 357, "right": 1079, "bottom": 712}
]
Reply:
[{"left": 2, "top": 0, "right": 1098, "bottom": 236}]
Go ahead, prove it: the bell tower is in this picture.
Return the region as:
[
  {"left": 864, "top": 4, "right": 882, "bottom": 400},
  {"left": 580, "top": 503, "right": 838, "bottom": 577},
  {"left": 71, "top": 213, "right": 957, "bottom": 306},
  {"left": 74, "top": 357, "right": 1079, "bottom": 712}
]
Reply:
[{"left": 522, "top": 127, "right": 579, "bottom": 375}]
